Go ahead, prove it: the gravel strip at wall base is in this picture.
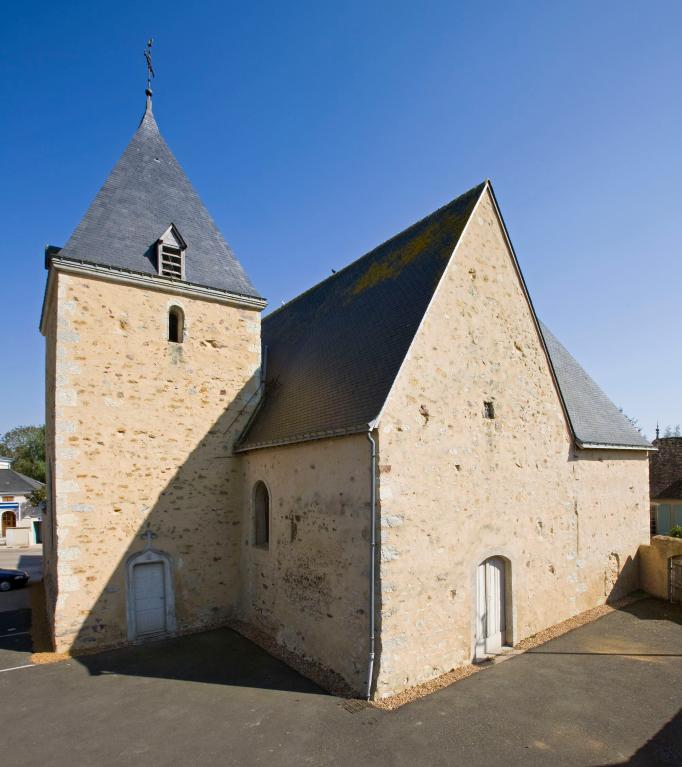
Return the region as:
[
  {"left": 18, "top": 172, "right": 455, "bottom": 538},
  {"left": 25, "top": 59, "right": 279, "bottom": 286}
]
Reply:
[
  {"left": 371, "top": 592, "right": 647, "bottom": 711},
  {"left": 228, "top": 619, "right": 355, "bottom": 698}
]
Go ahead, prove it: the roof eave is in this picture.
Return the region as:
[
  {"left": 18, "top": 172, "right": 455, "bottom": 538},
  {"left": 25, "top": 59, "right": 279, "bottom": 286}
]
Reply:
[
  {"left": 235, "top": 423, "right": 371, "bottom": 453},
  {"left": 40, "top": 257, "right": 267, "bottom": 335},
  {"left": 576, "top": 441, "right": 655, "bottom": 451}
]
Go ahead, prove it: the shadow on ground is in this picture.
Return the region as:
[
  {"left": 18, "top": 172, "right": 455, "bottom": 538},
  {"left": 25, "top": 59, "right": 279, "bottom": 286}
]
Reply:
[
  {"left": 2, "top": 595, "right": 681, "bottom": 767},
  {"left": 595, "top": 708, "right": 682, "bottom": 766},
  {"left": 527, "top": 598, "right": 682, "bottom": 658},
  {"left": 0, "top": 606, "right": 31, "bottom": 652},
  {"left": 17, "top": 554, "right": 43, "bottom": 580},
  {"left": 74, "top": 625, "right": 327, "bottom": 697},
  {"left": 618, "top": 597, "right": 682, "bottom": 625}
]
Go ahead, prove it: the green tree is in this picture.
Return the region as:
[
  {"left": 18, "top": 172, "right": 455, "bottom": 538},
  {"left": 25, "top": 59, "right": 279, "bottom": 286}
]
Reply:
[
  {"left": 27, "top": 485, "right": 47, "bottom": 509},
  {"left": 0, "top": 425, "right": 46, "bottom": 483}
]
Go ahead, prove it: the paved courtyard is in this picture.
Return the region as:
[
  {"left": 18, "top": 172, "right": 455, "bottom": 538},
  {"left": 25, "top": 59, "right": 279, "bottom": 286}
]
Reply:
[
  {"left": 0, "top": 588, "right": 680, "bottom": 766},
  {"left": 0, "top": 546, "right": 42, "bottom": 670}
]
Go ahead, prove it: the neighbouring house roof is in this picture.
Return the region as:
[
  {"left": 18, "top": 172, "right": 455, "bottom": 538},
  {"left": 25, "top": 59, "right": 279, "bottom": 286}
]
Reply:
[
  {"left": 48, "top": 105, "right": 261, "bottom": 300},
  {"left": 0, "top": 469, "right": 43, "bottom": 496},
  {"left": 654, "top": 478, "right": 682, "bottom": 501},
  {"left": 237, "top": 181, "right": 651, "bottom": 453}
]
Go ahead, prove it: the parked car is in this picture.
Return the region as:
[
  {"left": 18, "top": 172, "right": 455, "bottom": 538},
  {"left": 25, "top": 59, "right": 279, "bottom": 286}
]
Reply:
[{"left": 0, "top": 569, "right": 30, "bottom": 591}]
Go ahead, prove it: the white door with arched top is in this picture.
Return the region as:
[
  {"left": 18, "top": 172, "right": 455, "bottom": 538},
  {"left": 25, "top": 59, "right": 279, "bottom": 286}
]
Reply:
[
  {"left": 475, "top": 556, "right": 506, "bottom": 658},
  {"left": 133, "top": 561, "right": 166, "bottom": 637}
]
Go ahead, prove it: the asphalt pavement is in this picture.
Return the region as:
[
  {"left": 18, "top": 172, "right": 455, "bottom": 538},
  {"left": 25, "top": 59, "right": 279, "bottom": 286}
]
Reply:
[
  {"left": 0, "top": 593, "right": 680, "bottom": 766},
  {"left": 0, "top": 545, "right": 42, "bottom": 669}
]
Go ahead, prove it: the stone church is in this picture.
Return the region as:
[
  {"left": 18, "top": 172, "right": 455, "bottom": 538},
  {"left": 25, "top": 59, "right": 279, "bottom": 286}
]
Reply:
[{"left": 41, "top": 95, "right": 652, "bottom": 699}]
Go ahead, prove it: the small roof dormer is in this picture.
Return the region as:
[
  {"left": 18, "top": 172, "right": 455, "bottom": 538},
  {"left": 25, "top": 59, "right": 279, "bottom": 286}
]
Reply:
[
  {"left": 156, "top": 224, "right": 187, "bottom": 280},
  {"left": 46, "top": 103, "right": 261, "bottom": 300}
]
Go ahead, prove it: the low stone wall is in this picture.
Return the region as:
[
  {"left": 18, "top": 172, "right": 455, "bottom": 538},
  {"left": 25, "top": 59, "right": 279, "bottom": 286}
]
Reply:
[
  {"left": 639, "top": 535, "right": 682, "bottom": 600},
  {"left": 6, "top": 527, "right": 30, "bottom": 547}
]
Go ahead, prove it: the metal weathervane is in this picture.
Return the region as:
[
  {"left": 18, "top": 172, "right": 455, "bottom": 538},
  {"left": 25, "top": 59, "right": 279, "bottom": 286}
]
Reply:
[{"left": 144, "top": 38, "right": 155, "bottom": 107}]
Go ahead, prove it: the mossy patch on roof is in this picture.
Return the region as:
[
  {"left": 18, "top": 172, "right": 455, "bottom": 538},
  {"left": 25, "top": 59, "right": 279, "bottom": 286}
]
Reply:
[
  {"left": 238, "top": 182, "right": 486, "bottom": 450},
  {"left": 347, "top": 186, "right": 484, "bottom": 298}
]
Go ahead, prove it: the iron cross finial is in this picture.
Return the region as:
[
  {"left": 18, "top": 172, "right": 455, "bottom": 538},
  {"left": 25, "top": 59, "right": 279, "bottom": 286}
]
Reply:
[
  {"left": 141, "top": 526, "right": 157, "bottom": 550},
  {"left": 144, "top": 38, "right": 155, "bottom": 106}
]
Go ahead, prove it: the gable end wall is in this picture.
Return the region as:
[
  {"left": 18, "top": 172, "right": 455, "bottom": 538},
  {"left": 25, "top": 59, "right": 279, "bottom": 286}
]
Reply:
[{"left": 374, "top": 189, "right": 649, "bottom": 697}]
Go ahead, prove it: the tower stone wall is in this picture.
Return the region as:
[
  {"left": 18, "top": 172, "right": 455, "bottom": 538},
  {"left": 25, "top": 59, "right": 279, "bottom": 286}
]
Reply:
[{"left": 44, "top": 270, "right": 261, "bottom": 651}]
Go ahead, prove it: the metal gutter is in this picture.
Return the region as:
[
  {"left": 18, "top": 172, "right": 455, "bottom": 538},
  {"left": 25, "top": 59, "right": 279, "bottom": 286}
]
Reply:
[
  {"left": 365, "top": 429, "right": 378, "bottom": 700},
  {"left": 235, "top": 423, "right": 371, "bottom": 453},
  {"left": 577, "top": 442, "right": 656, "bottom": 451},
  {"left": 231, "top": 347, "right": 269, "bottom": 451}
]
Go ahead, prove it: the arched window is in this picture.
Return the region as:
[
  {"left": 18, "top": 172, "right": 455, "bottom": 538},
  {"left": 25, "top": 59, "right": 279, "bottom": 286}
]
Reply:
[
  {"left": 253, "top": 481, "right": 270, "bottom": 548},
  {"left": 168, "top": 306, "right": 184, "bottom": 343}
]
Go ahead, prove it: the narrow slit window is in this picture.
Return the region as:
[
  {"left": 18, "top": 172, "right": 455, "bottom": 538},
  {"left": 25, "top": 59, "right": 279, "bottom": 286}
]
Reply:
[
  {"left": 168, "top": 306, "right": 184, "bottom": 343},
  {"left": 483, "top": 401, "right": 495, "bottom": 419},
  {"left": 253, "top": 481, "right": 270, "bottom": 548}
]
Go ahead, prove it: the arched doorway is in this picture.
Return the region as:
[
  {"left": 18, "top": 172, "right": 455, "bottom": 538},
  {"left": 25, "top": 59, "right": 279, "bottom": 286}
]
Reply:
[
  {"left": 126, "top": 548, "right": 176, "bottom": 641},
  {"left": 475, "top": 556, "right": 509, "bottom": 658},
  {"left": 1, "top": 511, "right": 17, "bottom": 537}
]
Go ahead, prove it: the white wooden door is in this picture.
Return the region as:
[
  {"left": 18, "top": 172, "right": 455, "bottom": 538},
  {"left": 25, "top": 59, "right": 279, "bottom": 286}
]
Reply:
[
  {"left": 475, "top": 557, "right": 506, "bottom": 657},
  {"left": 133, "top": 561, "right": 166, "bottom": 637}
]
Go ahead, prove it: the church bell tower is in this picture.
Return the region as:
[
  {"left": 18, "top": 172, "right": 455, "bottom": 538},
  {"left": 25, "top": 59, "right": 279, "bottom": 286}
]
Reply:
[{"left": 40, "top": 44, "right": 265, "bottom": 652}]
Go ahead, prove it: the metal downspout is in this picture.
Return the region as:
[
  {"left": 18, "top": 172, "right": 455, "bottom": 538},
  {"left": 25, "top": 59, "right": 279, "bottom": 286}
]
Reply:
[{"left": 366, "top": 429, "right": 377, "bottom": 700}]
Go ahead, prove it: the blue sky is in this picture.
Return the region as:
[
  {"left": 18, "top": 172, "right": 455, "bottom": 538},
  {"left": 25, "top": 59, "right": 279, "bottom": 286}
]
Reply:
[{"left": 1, "top": 0, "right": 680, "bottom": 438}]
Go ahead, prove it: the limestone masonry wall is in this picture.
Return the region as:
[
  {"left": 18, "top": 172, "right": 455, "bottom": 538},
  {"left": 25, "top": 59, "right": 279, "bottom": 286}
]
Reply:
[
  {"left": 46, "top": 272, "right": 261, "bottom": 651},
  {"left": 639, "top": 535, "right": 682, "bottom": 600},
  {"left": 43, "top": 290, "right": 58, "bottom": 633},
  {"left": 239, "top": 434, "right": 371, "bottom": 694},
  {"left": 42, "top": 190, "right": 649, "bottom": 697},
  {"left": 374, "top": 188, "right": 649, "bottom": 697}
]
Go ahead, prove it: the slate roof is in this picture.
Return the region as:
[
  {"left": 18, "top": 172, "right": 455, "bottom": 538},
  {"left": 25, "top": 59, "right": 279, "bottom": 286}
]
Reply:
[
  {"left": 0, "top": 469, "right": 43, "bottom": 496},
  {"left": 539, "top": 323, "right": 651, "bottom": 448},
  {"left": 237, "top": 182, "right": 485, "bottom": 450},
  {"left": 51, "top": 106, "right": 260, "bottom": 299},
  {"left": 237, "top": 182, "right": 651, "bottom": 452}
]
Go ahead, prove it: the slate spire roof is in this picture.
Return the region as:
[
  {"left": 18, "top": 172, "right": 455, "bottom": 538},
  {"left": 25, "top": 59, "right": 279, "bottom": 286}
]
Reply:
[
  {"left": 237, "top": 182, "right": 651, "bottom": 452},
  {"left": 51, "top": 103, "right": 261, "bottom": 299}
]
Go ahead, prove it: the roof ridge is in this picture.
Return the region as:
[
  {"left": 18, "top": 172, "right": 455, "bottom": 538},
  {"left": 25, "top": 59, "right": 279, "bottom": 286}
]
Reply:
[
  {"left": 264, "top": 181, "right": 487, "bottom": 323},
  {"left": 239, "top": 180, "right": 487, "bottom": 451}
]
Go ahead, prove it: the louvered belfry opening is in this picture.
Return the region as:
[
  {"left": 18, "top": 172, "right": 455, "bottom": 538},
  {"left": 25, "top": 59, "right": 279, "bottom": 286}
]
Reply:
[{"left": 160, "top": 244, "right": 183, "bottom": 278}]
